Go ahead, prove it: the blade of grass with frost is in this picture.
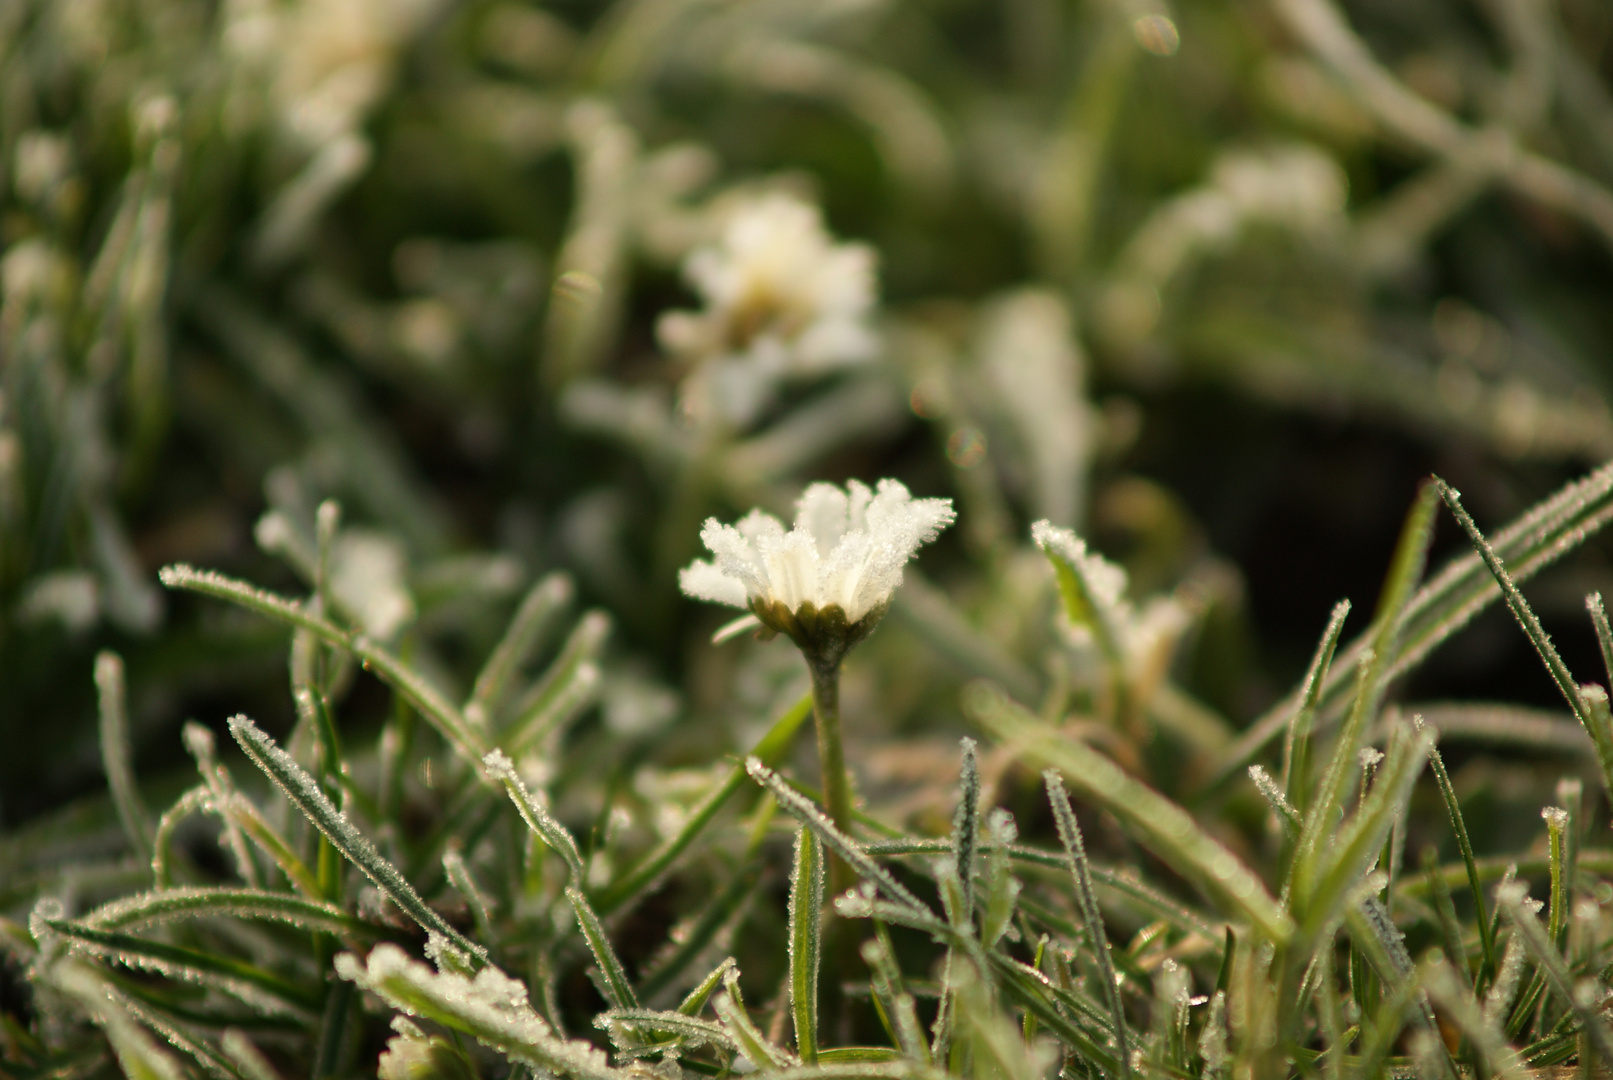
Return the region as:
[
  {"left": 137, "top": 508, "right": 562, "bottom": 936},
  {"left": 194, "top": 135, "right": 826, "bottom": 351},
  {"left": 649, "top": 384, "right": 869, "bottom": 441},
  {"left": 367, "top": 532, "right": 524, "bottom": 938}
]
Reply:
[
  {"left": 637, "top": 872, "right": 757, "bottom": 1002},
  {"left": 83, "top": 886, "right": 385, "bottom": 939},
  {"left": 183, "top": 722, "right": 262, "bottom": 889},
  {"left": 986, "top": 955, "right": 1124, "bottom": 1076},
  {"left": 1248, "top": 765, "right": 1300, "bottom": 834},
  {"left": 1031, "top": 521, "right": 1127, "bottom": 708},
  {"left": 1421, "top": 956, "right": 1532, "bottom": 1080},
  {"left": 789, "top": 827, "right": 824, "bottom": 1063},
  {"left": 1292, "top": 483, "right": 1437, "bottom": 907},
  {"left": 1283, "top": 599, "right": 1350, "bottom": 818},
  {"left": 107, "top": 989, "right": 249, "bottom": 1080},
  {"left": 746, "top": 757, "right": 929, "bottom": 913},
  {"left": 150, "top": 786, "right": 212, "bottom": 887},
  {"left": 596, "top": 693, "right": 812, "bottom": 914},
  {"left": 162, "top": 567, "right": 486, "bottom": 762},
  {"left": 1295, "top": 724, "right": 1432, "bottom": 944},
  {"left": 52, "top": 960, "right": 187, "bottom": 1080},
  {"left": 1421, "top": 848, "right": 1473, "bottom": 990},
  {"left": 969, "top": 690, "right": 1292, "bottom": 941},
  {"left": 42, "top": 918, "right": 322, "bottom": 1013},
  {"left": 861, "top": 936, "right": 929, "bottom": 1062},
  {"left": 483, "top": 750, "right": 584, "bottom": 880},
  {"left": 466, "top": 572, "right": 573, "bottom": 727},
  {"left": 953, "top": 737, "right": 978, "bottom": 914},
  {"left": 1437, "top": 479, "right": 1590, "bottom": 725},
  {"left": 336, "top": 945, "right": 622, "bottom": 1080},
  {"left": 96, "top": 651, "right": 152, "bottom": 862},
  {"left": 1497, "top": 881, "right": 1613, "bottom": 1063},
  {"left": 1211, "top": 461, "right": 1613, "bottom": 784},
  {"left": 502, "top": 610, "right": 609, "bottom": 751},
  {"left": 443, "top": 849, "right": 495, "bottom": 945},
  {"left": 1348, "top": 894, "right": 1452, "bottom": 1067},
  {"left": 1417, "top": 716, "right": 1497, "bottom": 979},
  {"left": 568, "top": 886, "right": 640, "bottom": 1010},
  {"left": 714, "top": 988, "right": 798, "bottom": 1069},
  {"left": 222, "top": 1029, "right": 284, "bottom": 1080},
  {"left": 863, "top": 838, "right": 1222, "bottom": 940},
  {"left": 596, "top": 1009, "right": 737, "bottom": 1053},
  {"left": 677, "top": 956, "right": 737, "bottom": 1016},
  {"left": 1044, "top": 770, "right": 1130, "bottom": 1078},
  {"left": 227, "top": 715, "right": 484, "bottom": 963},
  {"left": 1575, "top": 685, "right": 1613, "bottom": 798}
]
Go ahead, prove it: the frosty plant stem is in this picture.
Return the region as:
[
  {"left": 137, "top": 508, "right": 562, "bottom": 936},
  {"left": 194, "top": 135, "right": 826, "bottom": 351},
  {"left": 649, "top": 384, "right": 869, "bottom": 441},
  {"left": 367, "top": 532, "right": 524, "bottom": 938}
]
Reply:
[{"left": 807, "top": 654, "right": 851, "bottom": 835}]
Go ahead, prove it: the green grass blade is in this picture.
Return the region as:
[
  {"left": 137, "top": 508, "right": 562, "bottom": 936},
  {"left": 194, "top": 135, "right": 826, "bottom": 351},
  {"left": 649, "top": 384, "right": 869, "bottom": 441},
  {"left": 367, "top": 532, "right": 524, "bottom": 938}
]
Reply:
[
  {"left": 1210, "top": 462, "right": 1613, "bottom": 784},
  {"left": 789, "top": 827, "right": 824, "bottom": 1063},
  {"left": 746, "top": 757, "right": 929, "bottom": 913},
  {"left": 1283, "top": 599, "right": 1350, "bottom": 817},
  {"left": 466, "top": 571, "right": 573, "bottom": 727},
  {"left": 1436, "top": 479, "right": 1588, "bottom": 724},
  {"left": 1498, "top": 880, "right": 1613, "bottom": 1063},
  {"left": 567, "top": 885, "right": 640, "bottom": 1010},
  {"left": 227, "top": 715, "right": 484, "bottom": 963},
  {"left": 96, "top": 650, "right": 152, "bottom": 862},
  {"left": 43, "top": 918, "right": 322, "bottom": 1013},
  {"left": 82, "top": 886, "right": 386, "bottom": 939},
  {"left": 595, "top": 692, "right": 813, "bottom": 914},
  {"left": 1418, "top": 717, "right": 1497, "bottom": 980},
  {"left": 483, "top": 749, "right": 585, "bottom": 881},
  {"left": 969, "top": 689, "right": 1292, "bottom": 942},
  {"left": 163, "top": 566, "right": 487, "bottom": 763},
  {"left": 714, "top": 984, "right": 798, "bottom": 1069},
  {"left": 952, "top": 737, "right": 979, "bottom": 915},
  {"left": 1043, "top": 770, "right": 1130, "bottom": 1078},
  {"left": 676, "top": 956, "right": 737, "bottom": 1017}
]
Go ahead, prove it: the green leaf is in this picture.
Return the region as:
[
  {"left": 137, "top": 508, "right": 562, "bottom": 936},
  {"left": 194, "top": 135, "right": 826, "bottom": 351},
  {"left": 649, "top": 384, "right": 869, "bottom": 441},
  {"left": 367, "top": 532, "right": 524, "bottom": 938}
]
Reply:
[
  {"left": 969, "top": 688, "right": 1292, "bottom": 942},
  {"left": 789, "top": 827, "right": 824, "bottom": 1063},
  {"left": 227, "top": 715, "right": 485, "bottom": 965}
]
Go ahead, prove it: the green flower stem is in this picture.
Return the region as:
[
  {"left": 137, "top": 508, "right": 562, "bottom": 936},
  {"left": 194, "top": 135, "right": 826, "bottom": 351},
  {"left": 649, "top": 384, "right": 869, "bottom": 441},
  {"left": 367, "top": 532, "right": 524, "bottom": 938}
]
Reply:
[{"left": 809, "top": 658, "right": 852, "bottom": 841}]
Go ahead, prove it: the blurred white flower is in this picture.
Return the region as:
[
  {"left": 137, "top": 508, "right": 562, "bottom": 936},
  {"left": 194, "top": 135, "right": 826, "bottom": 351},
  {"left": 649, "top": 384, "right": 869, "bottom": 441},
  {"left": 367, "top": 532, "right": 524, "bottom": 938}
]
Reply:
[
  {"left": 658, "top": 193, "right": 879, "bottom": 427},
  {"left": 681, "top": 478, "right": 953, "bottom": 660}
]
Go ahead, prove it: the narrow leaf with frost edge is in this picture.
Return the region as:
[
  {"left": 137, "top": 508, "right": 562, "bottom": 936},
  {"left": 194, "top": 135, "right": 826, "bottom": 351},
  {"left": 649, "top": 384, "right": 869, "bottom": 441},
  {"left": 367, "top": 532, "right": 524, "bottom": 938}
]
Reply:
[
  {"left": 1044, "top": 770, "right": 1131, "bottom": 1078},
  {"left": 1436, "top": 480, "right": 1589, "bottom": 725},
  {"left": 969, "top": 689, "right": 1292, "bottom": 942},
  {"left": 596, "top": 692, "right": 813, "bottom": 914},
  {"left": 1211, "top": 461, "right": 1613, "bottom": 784},
  {"left": 1292, "top": 483, "right": 1437, "bottom": 910},
  {"left": 96, "top": 650, "right": 152, "bottom": 862},
  {"left": 1283, "top": 599, "right": 1350, "bottom": 817},
  {"left": 337, "top": 945, "right": 622, "bottom": 1080},
  {"left": 1417, "top": 715, "right": 1497, "bottom": 979},
  {"left": 1295, "top": 724, "right": 1433, "bottom": 944},
  {"left": 714, "top": 988, "right": 797, "bottom": 1069},
  {"left": 483, "top": 749, "right": 585, "bottom": 881},
  {"left": 789, "top": 827, "right": 824, "bottom": 1062},
  {"left": 82, "top": 886, "right": 387, "bottom": 939},
  {"left": 746, "top": 757, "right": 929, "bottom": 914},
  {"left": 42, "top": 917, "right": 322, "bottom": 1013},
  {"left": 227, "top": 715, "right": 484, "bottom": 964},
  {"left": 568, "top": 885, "right": 639, "bottom": 1010},
  {"left": 162, "top": 566, "right": 487, "bottom": 763},
  {"left": 1497, "top": 881, "right": 1613, "bottom": 1064},
  {"left": 466, "top": 571, "right": 573, "bottom": 726}
]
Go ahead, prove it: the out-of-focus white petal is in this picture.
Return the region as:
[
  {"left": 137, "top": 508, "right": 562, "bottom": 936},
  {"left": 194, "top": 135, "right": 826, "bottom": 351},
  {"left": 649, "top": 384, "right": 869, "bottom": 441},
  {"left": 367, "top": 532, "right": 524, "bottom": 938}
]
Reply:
[{"left": 679, "top": 560, "right": 748, "bottom": 608}]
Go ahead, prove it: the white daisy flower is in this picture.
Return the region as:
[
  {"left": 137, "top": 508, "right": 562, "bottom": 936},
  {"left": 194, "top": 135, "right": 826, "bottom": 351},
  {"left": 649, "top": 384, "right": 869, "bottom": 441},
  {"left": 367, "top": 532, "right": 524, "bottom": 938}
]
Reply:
[
  {"left": 658, "top": 193, "right": 879, "bottom": 426},
  {"left": 681, "top": 479, "right": 954, "bottom": 662}
]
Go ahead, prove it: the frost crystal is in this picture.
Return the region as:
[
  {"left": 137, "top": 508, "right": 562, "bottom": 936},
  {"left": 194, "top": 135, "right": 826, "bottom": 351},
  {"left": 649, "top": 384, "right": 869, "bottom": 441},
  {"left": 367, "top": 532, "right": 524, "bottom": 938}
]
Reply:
[
  {"left": 658, "top": 193, "right": 878, "bottom": 426},
  {"left": 680, "top": 479, "right": 953, "bottom": 660}
]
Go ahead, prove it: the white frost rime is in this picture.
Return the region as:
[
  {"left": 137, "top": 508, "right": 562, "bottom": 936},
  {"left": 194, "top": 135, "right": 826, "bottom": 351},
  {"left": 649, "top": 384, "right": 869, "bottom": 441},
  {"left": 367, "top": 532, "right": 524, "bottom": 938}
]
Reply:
[{"left": 680, "top": 479, "right": 954, "bottom": 624}]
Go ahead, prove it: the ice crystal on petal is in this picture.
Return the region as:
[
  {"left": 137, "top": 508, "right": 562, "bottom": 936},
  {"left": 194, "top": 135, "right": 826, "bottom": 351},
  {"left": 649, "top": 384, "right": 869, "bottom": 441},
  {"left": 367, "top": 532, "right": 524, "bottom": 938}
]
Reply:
[{"left": 679, "top": 479, "right": 954, "bottom": 651}]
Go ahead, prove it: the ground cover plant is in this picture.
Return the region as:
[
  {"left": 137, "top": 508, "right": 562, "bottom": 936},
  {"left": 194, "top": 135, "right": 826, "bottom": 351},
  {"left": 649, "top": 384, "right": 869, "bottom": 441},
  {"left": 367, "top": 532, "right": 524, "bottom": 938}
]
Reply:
[{"left": 6, "top": 0, "right": 1613, "bottom": 1078}]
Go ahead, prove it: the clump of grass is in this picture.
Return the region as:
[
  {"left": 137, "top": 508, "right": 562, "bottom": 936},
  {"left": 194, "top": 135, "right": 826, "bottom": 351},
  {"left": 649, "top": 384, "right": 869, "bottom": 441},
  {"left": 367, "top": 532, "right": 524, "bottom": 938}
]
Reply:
[{"left": 8, "top": 467, "right": 1613, "bottom": 1080}]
